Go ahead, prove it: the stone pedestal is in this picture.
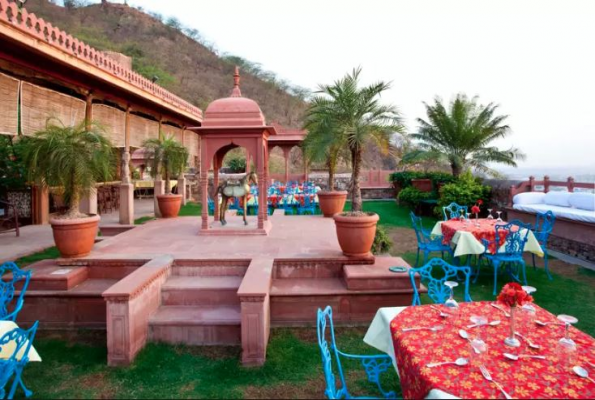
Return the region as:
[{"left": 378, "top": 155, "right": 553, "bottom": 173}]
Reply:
[
  {"left": 119, "top": 183, "right": 135, "bottom": 225},
  {"left": 154, "top": 179, "right": 165, "bottom": 218},
  {"left": 79, "top": 188, "right": 98, "bottom": 215}
]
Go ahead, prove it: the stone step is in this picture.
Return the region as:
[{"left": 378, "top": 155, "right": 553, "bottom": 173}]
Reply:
[
  {"left": 148, "top": 305, "right": 241, "bottom": 345},
  {"left": 161, "top": 276, "right": 242, "bottom": 306},
  {"left": 172, "top": 265, "right": 248, "bottom": 277},
  {"left": 343, "top": 257, "right": 416, "bottom": 291},
  {"left": 5, "top": 260, "right": 89, "bottom": 291}
]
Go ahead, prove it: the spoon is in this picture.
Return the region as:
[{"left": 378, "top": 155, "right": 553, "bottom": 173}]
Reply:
[
  {"left": 427, "top": 358, "right": 469, "bottom": 368},
  {"left": 588, "top": 362, "right": 595, "bottom": 369},
  {"left": 458, "top": 330, "right": 480, "bottom": 354},
  {"left": 535, "top": 320, "right": 564, "bottom": 327},
  {"left": 430, "top": 305, "right": 448, "bottom": 318},
  {"left": 514, "top": 332, "right": 541, "bottom": 350},
  {"left": 503, "top": 353, "right": 546, "bottom": 361},
  {"left": 490, "top": 303, "right": 511, "bottom": 317},
  {"left": 402, "top": 325, "right": 444, "bottom": 332},
  {"left": 467, "top": 320, "right": 501, "bottom": 329},
  {"left": 573, "top": 366, "right": 595, "bottom": 384}
]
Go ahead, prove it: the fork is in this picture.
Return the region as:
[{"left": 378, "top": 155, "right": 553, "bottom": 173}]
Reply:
[{"left": 479, "top": 365, "right": 512, "bottom": 399}]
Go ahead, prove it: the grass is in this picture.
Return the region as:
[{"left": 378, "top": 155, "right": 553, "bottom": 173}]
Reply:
[
  {"left": 13, "top": 200, "right": 595, "bottom": 398},
  {"left": 14, "top": 247, "right": 60, "bottom": 267}
]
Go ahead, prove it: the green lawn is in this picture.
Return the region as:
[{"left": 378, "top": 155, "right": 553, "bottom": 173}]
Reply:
[{"left": 15, "top": 200, "right": 595, "bottom": 398}]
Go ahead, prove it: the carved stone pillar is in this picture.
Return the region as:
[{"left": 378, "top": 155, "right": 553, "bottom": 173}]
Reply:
[
  {"left": 201, "top": 171, "right": 209, "bottom": 230},
  {"left": 119, "top": 150, "right": 134, "bottom": 225},
  {"left": 79, "top": 187, "right": 98, "bottom": 215},
  {"left": 154, "top": 178, "right": 165, "bottom": 218}
]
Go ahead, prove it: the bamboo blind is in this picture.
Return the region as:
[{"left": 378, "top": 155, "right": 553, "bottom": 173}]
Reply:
[
  {"left": 161, "top": 124, "right": 183, "bottom": 144},
  {"left": 130, "top": 114, "right": 159, "bottom": 148},
  {"left": 20, "top": 82, "right": 86, "bottom": 136},
  {"left": 92, "top": 104, "right": 125, "bottom": 147},
  {"left": 0, "top": 72, "right": 19, "bottom": 136},
  {"left": 185, "top": 131, "right": 199, "bottom": 167}
]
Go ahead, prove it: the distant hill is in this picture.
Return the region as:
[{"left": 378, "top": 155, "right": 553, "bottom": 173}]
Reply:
[{"left": 24, "top": 0, "right": 307, "bottom": 127}]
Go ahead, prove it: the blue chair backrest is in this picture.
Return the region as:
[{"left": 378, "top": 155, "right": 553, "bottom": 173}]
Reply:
[
  {"left": 410, "top": 212, "right": 429, "bottom": 245},
  {"left": 495, "top": 221, "right": 531, "bottom": 256},
  {"left": 0, "top": 263, "right": 31, "bottom": 322},
  {"left": 0, "top": 320, "right": 38, "bottom": 396},
  {"left": 317, "top": 306, "right": 348, "bottom": 399},
  {"left": 409, "top": 258, "right": 472, "bottom": 305},
  {"left": 534, "top": 211, "right": 556, "bottom": 245},
  {"left": 442, "top": 202, "right": 468, "bottom": 220}
]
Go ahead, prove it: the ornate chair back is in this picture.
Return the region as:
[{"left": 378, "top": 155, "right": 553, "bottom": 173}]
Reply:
[
  {"left": 495, "top": 221, "right": 531, "bottom": 256},
  {"left": 533, "top": 211, "right": 556, "bottom": 246},
  {"left": 0, "top": 263, "right": 31, "bottom": 322},
  {"left": 442, "top": 202, "right": 468, "bottom": 221},
  {"left": 317, "top": 306, "right": 348, "bottom": 399},
  {"left": 410, "top": 212, "right": 429, "bottom": 245},
  {"left": 408, "top": 258, "right": 472, "bottom": 305},
  {"left": 0, "top": 321, "right": 38, "bottom": 399}
]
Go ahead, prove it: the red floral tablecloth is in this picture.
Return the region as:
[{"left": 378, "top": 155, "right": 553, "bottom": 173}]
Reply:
[
  {"left": 441, "top": 219, "right": 516, "bottom": 254},
  {"left": 390, "top": 301, "right": 595, "bottom": 399}
]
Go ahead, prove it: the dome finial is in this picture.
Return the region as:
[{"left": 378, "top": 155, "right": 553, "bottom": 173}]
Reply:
[{"left": 231, "top": 66, "right": 242, "bottom": 97}]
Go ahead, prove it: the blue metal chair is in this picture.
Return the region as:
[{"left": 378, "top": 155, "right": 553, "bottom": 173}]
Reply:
[
  {"left": 409, "top": 258, "right": 472, "bottom": 306},
  {"left": 475, "top": 221, "right": 531, "bottom": 295},
  {"left": 282, "top": 195, "right": 296, "bottom": 215},
  {"left": 298, "top": 194, "right": 317, "bottom": 215},
  {"left": 410, "top": 212, "right": 453, "bottom": 267},
  {"left": 207, "top": 197, "right": 215, "bottom": 215},
  {"left": 317, "top": 306, "right": 397, "bottom": 399},
  {"left": 0, "top": 320, "right": 39, "bottom": 399},
  {"left": 531, "top": 211, "right": 555, "bottom": 280},
  {"left": 0, "top": 262, "right": 31, "bottom": 322},
  {"left": 442, "top": 202, "right": 468, "bottom": 221}
]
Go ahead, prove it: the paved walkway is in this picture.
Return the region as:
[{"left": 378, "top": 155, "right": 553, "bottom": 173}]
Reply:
[{"left": 0, "top": 199, "right": 155, "bottom": 263}]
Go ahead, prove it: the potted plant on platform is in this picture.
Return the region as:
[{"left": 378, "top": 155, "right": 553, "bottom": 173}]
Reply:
[
  {"left": 303, "top": 112, "right": 348, "bottom": 217},
  {"left": 143, "top": 135, "right": 189, "bottom": 218},
  {"left": 21, "top": 119, "right": 115, "bottom": 258},
  {"left": 306, "top": 67, "right": 405, "bottom": 256}
]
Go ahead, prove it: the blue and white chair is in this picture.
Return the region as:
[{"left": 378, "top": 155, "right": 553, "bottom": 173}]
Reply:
[
  {"left": 532, "top": 211, "right": 555, "bottom": 280},
  {"left": 0, "top": 320, "right": 39, "bottom": 399},
  {"left": 317, "top": 306, "right": 397, "bottom": 399},
  {"left": 298, "top": 194, "right": 317, "bottom": 215},
  {"left": 476, "top": 221, "right": 531, "bottom": 295},
  {"left": 0, "top": 262, "right": 31, "bottom": 322},
  {"left": 442, "top": 202, "right": 468, "bottom": 221},
  {"left": 409, "top": 258, "right": 472, "bottom": 306},
  {"left": 410, "top": 212, "right": 453, "bottom": 267}
]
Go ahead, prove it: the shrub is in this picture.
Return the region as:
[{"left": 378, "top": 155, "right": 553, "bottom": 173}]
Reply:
[
  {"left": 372, "top": 225, "right": 393, "bottom": 254},
  {"left": 390, "top": 171, "right": 456, "bottom": 190},
  {"left": 397, "top": 186, "right": 433, "bottom": 208},
  {"left": 226, "top": 156, "right": 246, "bottom": 173},
  {"left": 436, "top": 171, "right": 491, "bottom": 217}
]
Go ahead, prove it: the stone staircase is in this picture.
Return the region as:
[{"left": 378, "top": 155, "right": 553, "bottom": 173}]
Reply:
[{"left": 148, "top": 266, "right": 244, "bottom": 346}]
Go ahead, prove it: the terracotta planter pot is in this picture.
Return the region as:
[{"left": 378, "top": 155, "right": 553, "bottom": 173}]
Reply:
[
  {"left": 333, "top": 212, "right": 379, "bottom": 257},
  {"left": 317, "top": 191, "right": 348, "bottom": 218},
  {"left": 50, "top": 215, "right": 100, "bottom": 258},
  {"left": 412, "top": 178, "right": 433, "bottom": 193},
  {"left": 157, "top": 194, "right": 182, "bottom": 218}
]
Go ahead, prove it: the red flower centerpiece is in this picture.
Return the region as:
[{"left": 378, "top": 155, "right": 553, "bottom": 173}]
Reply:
[
  {"left": 471, "top": 200, "right": 482, "bottom": 226},
  {"left": 498, "top": 282, "right": 533, "bottom": 347}
]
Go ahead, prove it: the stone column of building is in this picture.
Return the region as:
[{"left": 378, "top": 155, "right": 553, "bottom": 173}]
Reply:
[
  {"left": 302, "top": 147, "right": 308, "bottom": 182},
  {"left": 264, "top": 142, "right": 269, "bottom": 221},
  {"left": 80, "top": 93, "right": 98, "bottom": 215},
  {"left": 119, "top": 106, "right": 135, "bottom": 225},
  {"left": 153, "top": 117, "right": 164, "bottom": 217},
  {"left": 257, "top": 137, "right": 266, "bottom": 230},
  {"left": 178, "top": 128, "right": 187, "bottom": 205},
  {"left": 282, "top": 146, "right": 291, "bottom": 184},
  {"left": 200, "top": 141, "right": 209, "bottom": 230},
  {"left": 213, "top": 153, "right": 221, "bottom": 222}
]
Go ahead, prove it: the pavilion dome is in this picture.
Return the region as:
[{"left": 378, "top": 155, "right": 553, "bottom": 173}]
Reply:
[{"left": 202, "top": 67, "right": 266, "bottom": 128}]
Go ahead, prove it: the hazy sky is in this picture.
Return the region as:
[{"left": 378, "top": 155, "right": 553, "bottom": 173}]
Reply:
[{"left": 70, "top": 1, "right": 595, "bottom": 169}]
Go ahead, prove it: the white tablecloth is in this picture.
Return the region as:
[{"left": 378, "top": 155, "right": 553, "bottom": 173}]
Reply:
[
  {"left": 0, "top": 321, "right": 41, "bottom": 362},
  {"left": 364, "top": 307, "right": 457, "bottom": 400},
  {"left": 430, "top": 221, "right": 544, "bottom": 258}
]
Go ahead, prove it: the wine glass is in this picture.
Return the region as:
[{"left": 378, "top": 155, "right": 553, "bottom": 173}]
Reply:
[
  {"left": 470, "top": 315, "right": 488, "bottom": 343},
  {"left": 558, "top": 314, "right": 578, "bottom": 349},
  {"left": 496, "top": 210, "right": 503, "bottom": 223},
  {"left": 465, "top": 213, "right": 471, "bottom": 227},
  {"left": 458, "top": 209, "right": 465, "bottom": 223},
  {"left": 487, "top": 208, "right": 494, "bottom": 220},
  {"left": 443, "top": 281, "right": 460, "bottom": 322}
]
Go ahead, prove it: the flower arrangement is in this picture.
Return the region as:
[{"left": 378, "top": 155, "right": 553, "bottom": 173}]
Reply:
[
  {"left": 497, "top": 282, "right": 534, "bottom": 308},
  {"left": 471, "top": 199, "right": 483, "bottom": 215}
]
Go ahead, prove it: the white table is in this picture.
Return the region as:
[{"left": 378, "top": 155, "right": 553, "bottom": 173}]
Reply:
[
  {"left": 364, "top": 307, "right": 457, "bottom": 400},
  {"left": 0, "top": 321, "right": 41, "bottom": 362}
]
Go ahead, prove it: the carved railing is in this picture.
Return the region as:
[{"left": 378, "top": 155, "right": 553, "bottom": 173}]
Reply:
[
  {"left": 509, "top": 176, "right": 595, "bottom": 205},
  {"left": 0, "top": 0, "right": 202, "bottom": 120}
]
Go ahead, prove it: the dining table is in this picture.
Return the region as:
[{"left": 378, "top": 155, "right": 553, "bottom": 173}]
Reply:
[
  {"left": 364, "top": 302, "right": 595, "bottom": 399},
  {"left": 430, "top": 219, "right": 544, "bottom": 258}
]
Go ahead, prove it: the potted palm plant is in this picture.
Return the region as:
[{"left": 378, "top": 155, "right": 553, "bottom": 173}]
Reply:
[
  {"left": 21, "top": 119, "right": 115, "bottom": 258},
  {"left": 305, "top": 67, "right": 405, "bottom": 257},
  {"left": 302, "top": 117, "right": 347, "bottom": 217},
  {"left": 143, "top": 135, "right": 188, "bottom": 218}
]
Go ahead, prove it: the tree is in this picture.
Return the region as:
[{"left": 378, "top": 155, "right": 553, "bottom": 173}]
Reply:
[
  {"left": 20, "top": 119, "right": 115, "bottom": 218},
  {"left": 143, "top": 135, "right": 188, "bottom": 195},
  {"left": 407, "top": 94, "right": 525, "bottom": 177},
  {"left": 304, "top": 67, "right": 405, "bottom": 211}
]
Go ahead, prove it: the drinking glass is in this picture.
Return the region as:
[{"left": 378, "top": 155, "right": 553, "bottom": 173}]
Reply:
[
  {"left": 520, "top": 286, "right": 537, "bottom": 335},
  {"left": 558, "top": 314, "right": 578, "bottom": 349},
  {"left": 487, "top": 208, "right": 493, "bottom": 221},
  {"left": 459, "top": 209, "right": 465, "bottom": 223},
  {"left": 443, "top": 281, "right": 460, "bottom": 323},
  {"left": 470, "top": 315, "right": 488, "bottom": 342},
  {"left": 496, "top": 211, "right": 503, "bottom": 223},
  {"left": 465, "top": 213, "right": 471, "bottom": 227}
]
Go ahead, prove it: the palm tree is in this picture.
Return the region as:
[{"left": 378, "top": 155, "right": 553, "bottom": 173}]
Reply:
[
  {"left": 21, "top": 119, "right": 115, "bottom": 218},
  {"left": 304, "top": 67, "right": 405, "bottom": 211},
  {"left": 407, "top": 94, "right": 525, "bottom": 177},
  {"left": 143, "top": 135, "right": 188, "bottom": 195}
]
